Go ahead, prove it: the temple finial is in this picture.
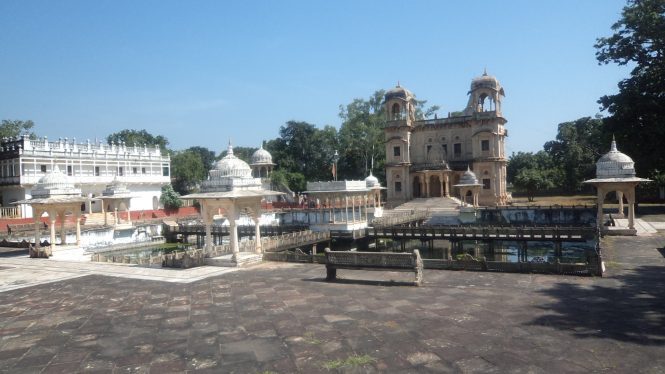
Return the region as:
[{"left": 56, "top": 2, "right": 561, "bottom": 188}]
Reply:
[
  {"left": 483, "top": 67, "right": 488, "bottom": 76},
  {"left": 610, "top": 135, "right": 617, "bottom": 152},
  {"left": 397, "top": 80, "right": 400, "bottom": 87},
  {"left": 227, "top": 139, "right": 234, "bottom": 155}
]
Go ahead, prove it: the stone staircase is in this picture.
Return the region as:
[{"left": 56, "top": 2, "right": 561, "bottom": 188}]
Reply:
[
  {"left": 83, "top": 212, "right": 112, "bottom": 227},
  {"left": 388, "top": 197, "right": 462, "bottom": 226}
]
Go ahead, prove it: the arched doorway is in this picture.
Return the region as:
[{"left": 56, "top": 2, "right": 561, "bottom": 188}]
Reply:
[
  {"left": 412, "top": 177, "right": 421, "bottom": 198},
  {"left": 429, "top": 175, "right": 442, "bottom": 197}
]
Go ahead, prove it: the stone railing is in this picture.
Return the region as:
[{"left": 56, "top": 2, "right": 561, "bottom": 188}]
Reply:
[
  {"left": 371, "top": 210, "right": 429, "bottom": 228},
  {"left": 0, "top": 206, "right": 20, "bottom": 218}
]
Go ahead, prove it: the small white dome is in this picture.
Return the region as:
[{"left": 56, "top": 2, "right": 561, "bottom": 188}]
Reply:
[
  {"left": 32, "top": 166, "right": 81, "bottom": 198},
  {"left": 458, "top": 167, "right": 480, "bottom": 186},
  {"left": 365, "top": 172, "right": 380, "bottom": 188},
  {"left": 250, "top": 145, "right": 273, "bottom": 165},
  {"left": 596, "top": 139, "right": 636, "bottom": 178},
  {"left": 103, "top": 176, "right": 130, "bottom": 196},
  {"left": 212, "top": 143, "right": 252, "bottom": 179}
]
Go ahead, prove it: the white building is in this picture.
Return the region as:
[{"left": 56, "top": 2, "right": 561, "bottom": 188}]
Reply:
[{"left": 0, "top": 135, "right": 171, "bottom": 218}]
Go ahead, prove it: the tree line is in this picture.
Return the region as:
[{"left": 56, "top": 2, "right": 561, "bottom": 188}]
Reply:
[
  {"left": 509, "top": 0, "right": 665, "bottom": 201},
  {"left": 3, "top": 0, "right": 663, "bottom": 203}
]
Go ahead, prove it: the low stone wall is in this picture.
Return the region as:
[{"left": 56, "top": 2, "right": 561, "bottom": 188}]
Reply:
[{"left": 422, "top": 258, "right": 599, "bottom": 276}]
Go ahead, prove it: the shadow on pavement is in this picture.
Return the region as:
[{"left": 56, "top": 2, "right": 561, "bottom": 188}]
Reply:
[
  {"left": 302, "top": 277, "right": 417, "bottom": 287},
  {"left": 529, "top": 265, "right": 665, "bottom": 345}
]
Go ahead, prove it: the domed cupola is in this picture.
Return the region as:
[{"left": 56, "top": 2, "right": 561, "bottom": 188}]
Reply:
[
  {"left": 596, "top": 138, "right": 636, "bottom": 178},
  {"left": 365, "top": 172, "right": 380, "bottom": 188},
  {"left": 458, "top": 167, "right": 481, "bottom": 186},
  {"left": 102, "top": 176, "right": 131, "bottom": 197},
  {"left": 385, "top": 83, "right": 414, "bottom": 102},
  {"left": 250, "top": 145, "right": 274, "bottom": 166},
  {"left": 211, "top": 142, "right": 252, "bottom": 179},
  {"left": 384, "top": 82, "right": 416, "bottom": 123},
  {"left": 465, "top": 69, "right": 505, "bottom": 115},
  {"left": 32, "top": 166, "right": 81, "bottom": 198}
]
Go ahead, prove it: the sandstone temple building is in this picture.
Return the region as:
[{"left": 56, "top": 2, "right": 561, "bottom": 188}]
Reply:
[{"left": 384, "top": 71, "right": 509, "bottom": 206}]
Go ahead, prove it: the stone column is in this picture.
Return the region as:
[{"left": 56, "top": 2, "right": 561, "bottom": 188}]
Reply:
[
  {"left": 440, "top": 174, "right": 445, "bottom": 198},
  {"left": 113, "top": 203, "right": 118, "bottom": 225},
  {"left": 48, "top": 211, "right": 57, "bottom": 247},
  {"left": 351, "top": 196, "right": 355, "bottom": 223},
  {"left": 445, "top": 175, "right": 450, "bottom": 197},
  {"left": 626, "top": 189, "right": 636, "bottom": 230},
  {"left": 201, "top": 204, "right": 212, "bottom": 251},
  {"left": 75, "top": 211, "right": 81, "bottom": 246},
  {"left": 617, "top": 191, "right": 624, "bottom": 217},
  {"left": 227, "top": 206, "right": 239, "bottom": 261},
  {"left": 34, "top": 209, "right": 41, "bottom": 248},
  {"left": 102, "top": 200, "right": 108, "bottom": 226},
  {"left": 126, "top": 201, "right": 132, "bottom": 225},
  {"left": 253, "top": 216, "right": 262, "bottom": 253},
  {"left": 425, "top": 176, "right": 430, "bottom": 197},
  {"left": 59, "top": 210, "right": 66, "bottom": 245},
  {"left": 344, "top": 196, "right": 349, "bottom": 223}
]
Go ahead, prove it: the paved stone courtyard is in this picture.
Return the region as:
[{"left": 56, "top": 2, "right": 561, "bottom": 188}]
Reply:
[{"left": 0, "top": 234, "right": 664, "bottom": 373}]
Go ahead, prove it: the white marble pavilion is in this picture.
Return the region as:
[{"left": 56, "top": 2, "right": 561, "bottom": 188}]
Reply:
[{"left": 181, "top": 143, "right": 282, "bottom": 263}]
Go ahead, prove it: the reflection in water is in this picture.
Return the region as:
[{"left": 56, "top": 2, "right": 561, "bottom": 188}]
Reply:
[{"left": 375, "top": 239, "right": 595, "bottom": 264}]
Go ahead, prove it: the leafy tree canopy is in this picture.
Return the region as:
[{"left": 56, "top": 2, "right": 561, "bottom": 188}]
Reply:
[
  {"left": 106, "top": 129, "right": 169, "bottom": 152},
  {"left": 160, "top": 184, "right": 183, "bottom": 210},
  {"left": 0, "top": 119, "right": 36, "bottom": 139},
  {"left": 170, "top": 150, "right": 206, "bottom": 195},
  {"left": 595, "top": 0, "right": 665, "bottom": 174}
]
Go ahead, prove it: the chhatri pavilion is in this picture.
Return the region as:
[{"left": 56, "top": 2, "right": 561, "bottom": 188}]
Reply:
[
  {"left": 14, "top": 166, "right": 93, "bottom": 256},
  {"left": 181, "top": 142, "right": 282, "bottom": 265},
  {"left": 584, "top": 138, "right": 650, "bottom": 235}
]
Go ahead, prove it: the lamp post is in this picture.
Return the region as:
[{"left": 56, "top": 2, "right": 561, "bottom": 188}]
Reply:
[{"left": 332, "top": 150, "right": 339, "bottom": 181}]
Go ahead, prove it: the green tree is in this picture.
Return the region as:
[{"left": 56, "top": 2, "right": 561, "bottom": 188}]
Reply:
[
  {"left": 595, "top": 0, "right": 665, "bottom": 175},
  {"left": 106, "top": 129, "right": 169, "bottom": 152},
  {"left": 186, "top": 146, "right": 216, "bottom": 173},
  {"left": 543, "top": 117, "right": 605, "bottom": 192},
  {"left": 160, "top": 184, "right": 183, "bottom": 210},
  {"left": 507, "top": 151, "right": 556, "bottom": 185},
  {"left": 0, "top": 120, "right": 36, "bottom": 138},
  {"left": 266, "top": 121, "right": 338, "bottom": 184},
  {"left": 171, "top": 150, "right": 206, "bottom": 194},
  {"left": 338, "top": 91, "right": 385, "bottom": 181},
  {"left": 513, "top": 168, "right": 557, "bottom": 202}
]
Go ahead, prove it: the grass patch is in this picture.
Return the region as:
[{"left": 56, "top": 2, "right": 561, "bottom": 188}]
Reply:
[
  {"left": 322, "top": 354, "right": 376, "bottom": 370},
  {"left": 303, "top": 332, "right": 322, "bottom": 345}
]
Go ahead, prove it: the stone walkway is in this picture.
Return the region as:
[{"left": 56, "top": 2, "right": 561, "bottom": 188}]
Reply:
[{"left": 0, "top": 234, "right": 664, "bottom": 373}]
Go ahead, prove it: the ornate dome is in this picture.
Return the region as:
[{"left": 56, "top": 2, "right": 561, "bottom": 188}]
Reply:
[
  {"left": 32, "top": 166, "right": 81, "bottom": 198},
  {"left": 212, "top": 142, "right": 252, "bottom": 179},
  {"left": 471, "top": 70, "right": 503, "bottom": 92},
  {"left": 365, "top": 172, "right": 380, "bottom": 188},
  {"left": 250, "top": 145, "right": 274, "bottom": 165},
  {"left": 596, "top": 139, "right": 636, "bottom": 178},
  {"left": 457, "top": 167, "right": 481, "bottom": 186},
  {"left": 102, "top": 176, "right": 130, "bottom": 196},
  {"left": 385, "top": 83, "right": 414, "bottom": 101}
]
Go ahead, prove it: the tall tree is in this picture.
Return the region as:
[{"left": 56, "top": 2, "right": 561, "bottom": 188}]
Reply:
[
  {"left": 0, "top": 119, "right": 36, "bottom": 138},
  {"left": 170, "top": 150, "right": 207, "bottom": 194},
  {"left": 595, "top": 0, "right": 665, "bottom": 174},
  {"left": 543, "top": 117, "right": 605, "bottom": 192},
  {"left": 106, "top": 129, "right": 169, "bottom": 152},
  {"left": 266, "top": 121, "right": 337, "bottom": 182},
  {"left": 338, "top": 91, "right": 385, "bottom": 181},
  {"left": 186, "top": 146, "right": 216, "bottom": 173}
]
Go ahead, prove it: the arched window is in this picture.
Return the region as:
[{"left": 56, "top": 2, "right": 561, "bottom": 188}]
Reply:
[{"left": 391, "top": 103, "right": 401, "bottom": 120}]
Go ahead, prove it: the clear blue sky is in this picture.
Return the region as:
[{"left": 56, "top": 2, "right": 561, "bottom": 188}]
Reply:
[{"left": 0, "top": 0, "right": 630, "bottom": 156}]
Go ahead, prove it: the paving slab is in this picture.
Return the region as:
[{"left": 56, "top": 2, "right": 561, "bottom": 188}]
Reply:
[{"left": 0, "top": 233, "right": 663, "bottom": 372}]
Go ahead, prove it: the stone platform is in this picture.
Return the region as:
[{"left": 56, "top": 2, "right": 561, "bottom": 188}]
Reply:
[{"left": 0, "top": 232, "right": 664, "bottom": 372}]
